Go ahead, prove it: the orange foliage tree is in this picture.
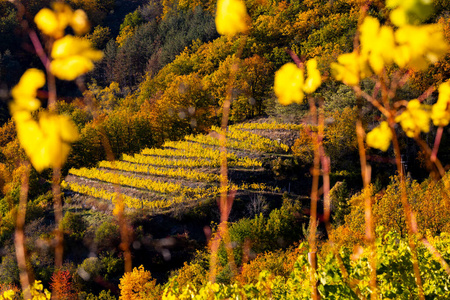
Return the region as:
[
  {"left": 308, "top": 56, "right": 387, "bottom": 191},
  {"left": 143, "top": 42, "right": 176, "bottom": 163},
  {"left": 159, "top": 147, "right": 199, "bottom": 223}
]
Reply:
[
  {"left": 118, "top": 265, "right": 161, "bottom": 300},
  {"left": 50, "top": 270, "right": 76, "bottom": 300}
]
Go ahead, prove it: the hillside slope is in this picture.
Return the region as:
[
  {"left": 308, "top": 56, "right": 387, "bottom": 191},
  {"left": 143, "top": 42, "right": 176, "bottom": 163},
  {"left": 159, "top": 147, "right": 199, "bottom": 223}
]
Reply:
[{"left": 62, "top": 120, "right": 303, "bottom": 215}]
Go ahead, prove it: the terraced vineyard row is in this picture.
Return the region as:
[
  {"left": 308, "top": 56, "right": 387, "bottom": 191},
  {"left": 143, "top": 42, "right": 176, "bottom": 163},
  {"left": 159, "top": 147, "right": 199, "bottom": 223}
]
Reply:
[
  {"left": 98, "top": 160, "right": 219, "bottom": 182},
  {"left": 62, "top": 120, "right": 298, "bottom": 214},
  {"left": 185, "top": 126, "right": 290, "bottom": 153},
  {"left": 233, "top": 122, "right": 303, "bottom": 131}
]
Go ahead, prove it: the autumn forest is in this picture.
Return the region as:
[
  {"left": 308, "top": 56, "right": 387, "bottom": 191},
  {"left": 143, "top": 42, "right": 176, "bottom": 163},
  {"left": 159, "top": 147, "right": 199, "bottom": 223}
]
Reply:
[{"left": 0, "top": 0, "right": 450, "bottom": 299}]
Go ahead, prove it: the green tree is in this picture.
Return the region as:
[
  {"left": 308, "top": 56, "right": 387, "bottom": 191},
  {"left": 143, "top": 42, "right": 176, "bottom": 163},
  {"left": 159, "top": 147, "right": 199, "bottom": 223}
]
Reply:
[{"left": 86, "top": 25, "right": 111, "bottom": 50}]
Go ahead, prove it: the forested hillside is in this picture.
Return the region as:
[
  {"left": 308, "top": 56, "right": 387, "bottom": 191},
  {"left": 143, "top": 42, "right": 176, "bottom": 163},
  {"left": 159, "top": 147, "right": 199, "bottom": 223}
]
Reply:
[{"left": 0, "top": 0, "right": 450, "bottom": 299}]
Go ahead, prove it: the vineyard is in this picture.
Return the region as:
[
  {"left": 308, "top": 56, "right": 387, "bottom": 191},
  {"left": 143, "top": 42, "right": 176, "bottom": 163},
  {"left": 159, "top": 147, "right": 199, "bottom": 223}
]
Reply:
[{"left": 62, "top": 121, "right": 300, "bottom": 214}]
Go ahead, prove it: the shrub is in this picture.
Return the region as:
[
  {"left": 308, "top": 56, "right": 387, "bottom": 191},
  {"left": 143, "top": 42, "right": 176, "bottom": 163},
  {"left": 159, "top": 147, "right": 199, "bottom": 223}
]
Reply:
[
  {"left": 323, "top": 106, "right": 359, "bottom": 169},
  {"left": 99, "top": 251, "right": 124, "bottom": 281},
  {"left": 166, "top": 250, "right": 209, "bottom": 293},
  {"left": 50, "top": 270, "right": 76, "bottom": 300},
  {"left": 218, "top": 197, "right": 303, "bottom": 268},
  {"left": 0, "top": 251, "right": 19, "bottom": 285},
  {"left": 236, "top": 245, "right": 303, "bottom": 285},
  {"left": 62, "top": 211, "right": 87, "bottom": 240},
  {"left": 310, "top": 230, "right": 450, "bottom": 299},
  {"left": 118, "top": 265, "right": 161, "bottom": 300},
  {"left": 329, "top": 181, "right": 350, "bottom": 227},
  {"left": 94, "top": 222, "right": 120, "bottom": 251},
  {"left": 85, "top": 290, "right": 117, "bottom": 300},
  {"left": 291, "top": 126, "right": 315, "bottom": 168}
]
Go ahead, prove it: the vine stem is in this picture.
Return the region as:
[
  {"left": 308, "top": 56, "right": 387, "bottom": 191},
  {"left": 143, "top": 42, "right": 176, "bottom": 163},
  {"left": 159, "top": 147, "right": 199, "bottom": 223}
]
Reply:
[
  {"left": 28, "top": 30, "right": 51, "bottom": 71},
  {"left": 389, "top": 122, "right": 425, "bottom": 300},
  {"left": 319, "top": 104, "right": 365, "bottom": 298},
  {"left": 353, "top": 66, "right": 378, "bottom": 298},
  {"left": 307, "top": 97, "right": 320, "bottom": 300},
  {"left": 353, "top": 86, "right": 390, "bottom": 117},
  {"left": 431, "top": 126, "right": 444, "bottom": 164},
  {"left": 209, "top": 35, "right": 247, "bottom": 282},
  {"left": 15, "top": 163, "right": 32, "bottom": 300},
  {"left": 16, "top": 0, "right": 64, "bottom": 268},
  {"left": 356, "top": 119, "right": 377, "bottom": 300},
  {"left": 47, "top": 66, "right": 64, "bottom": 269},
  {"left": 414, "top": 137, "right": 445, "bottom": 179},
  {"left": 52, "top": 166, "right": 64, "bottom": 268}
]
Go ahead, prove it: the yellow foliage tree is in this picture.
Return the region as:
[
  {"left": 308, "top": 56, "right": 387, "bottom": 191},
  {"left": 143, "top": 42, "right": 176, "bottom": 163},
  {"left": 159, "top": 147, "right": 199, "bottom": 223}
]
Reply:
[
  {"left": 118, "top": 265, "right": 161, "bottom": 300},
  {"left": 116, "top": 25, "right": 136, "bottom": 47}
]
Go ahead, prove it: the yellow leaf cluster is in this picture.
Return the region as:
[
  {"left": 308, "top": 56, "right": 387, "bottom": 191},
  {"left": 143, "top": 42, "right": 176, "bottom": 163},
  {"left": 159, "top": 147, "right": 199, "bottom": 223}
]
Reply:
[
  {"left": 332, "top": 16, "right": 448, "bottom": 85},
  {"left": 215, "top": 0, "right": 249, "bottom": 36},
  {"left": 50, "top": 35, "right": 103, "bottom": 81},
  {"left": 395, "top": 99, "right": 430, "bottom": 138},
  {"left": 431, "top": 81, "right": 450, "bottom": 127},
  {"left": 359, "top": 16, "right": 395, "bottom": 74},
  {"left": 274, "top": 59, "right": 322, "bottom": 105},
  {"left": 34, "top": 3, "right": 89, "bottom": 39},
  {"left": 395, "top": 24, "right": 448, "bottom": 70},
  {"left": 367, "top": 79, "right": 450, "bottom": 151},
  {"left": 0, "top": 281, "right": 51, "bottom": 300},
  {"left": 366, "top": 121, "right": 393, "bottom": 152},
  {"left": 9, "top": 69, "right": 79, "bottom": 171}
]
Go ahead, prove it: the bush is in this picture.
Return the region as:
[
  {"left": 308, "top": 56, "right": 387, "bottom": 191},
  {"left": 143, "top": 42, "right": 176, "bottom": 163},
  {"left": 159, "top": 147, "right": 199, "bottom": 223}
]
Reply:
[
  {"left": 62, "top": 211, "right": 87, "bottom": 240},
  {"left": 99, "top": 251, "right": 124, "bottom": 281},
  {"left": 85, "top": 290, "right": 117, "bottom": 300},
  {"left": 0, "top": 250, "right": 19, "bottom": 285},
  {"left": 218, "top": 197, "right": 303, "bottom": 267},
  {"left": 118, "top": 265, "right": 161, "bottom": 300},
  {"left": 50, "top": 269, "right": 76, "bottom": 300},
  {"left": 167, "top": 250, "right": 209, "bottom": 293},
  {"left": 78, "top": 257, "right": 104, "bottom": 283},
  {"left": 166, "top": 231, "right": 450, "bottom": 299},
  {"left": 236, "top": 245, "right": 303, "bottom": 285},
  {"left": 291, "top": 126, "right": 315, "bottom": 168},
  {"left": 311, "top": 230, "right": 450, "bottom": 299},
  {"left": 330, "top": 181, "right": 350, "bottom": 227},
  {"left": 94, "top": 222, "right": 120, "bottom": 251}
]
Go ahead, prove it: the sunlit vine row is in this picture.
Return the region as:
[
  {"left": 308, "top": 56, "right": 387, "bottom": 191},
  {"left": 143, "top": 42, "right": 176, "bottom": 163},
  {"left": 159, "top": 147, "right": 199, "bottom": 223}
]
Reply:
[
  {"left": 66, "top": 168, "right": 278, "bottom": 202},
  {"left": 185, "top": 127, "right": 289, "bottom": 153},
  {"left": 232, "top": 122, "right": 303, "bottom": 131},
  {"left": 98, "top": 160, "right": 219, "bottom": 182},
  {"left": 160, "top": 141, "right": 262, "bottom": 167},
  {"left": 68, "top": 167, "right": 211, "bottom": 195},
  {"left": 223, "top": 126, "right": 290, "bottom": 152},
  {"left": 236, "top": 182, "right": 281, "bottom": 193},
  {"left": 122, "top": 153, "right": 262, "bottom": 168},
  {"left": 62, "top": 179, "right": 279, "bottom": 216},
  {"left": 61, "top": 181, "right": 203, "bottom": 211},
  {"left": 141, "top": 144, "right": 238, "bottom": 160},
  {"left": 122, "top": 153, "right": 217, "bottom": 167}
]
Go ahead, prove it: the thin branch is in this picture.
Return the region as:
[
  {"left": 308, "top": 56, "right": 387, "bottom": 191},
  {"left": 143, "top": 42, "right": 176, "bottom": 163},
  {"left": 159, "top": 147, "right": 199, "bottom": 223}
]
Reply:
[
  {"left": 431, "top": 127, "right": 444, "bottom": 163},
  {"left": 356, "top": 116, "right": 377, "bottom": 299},
  {"left": 28, "top": 31, "right": 50, "bottom": 70},
  {"left": 209, "top": 35, "right": 247, "bottom": 282},
  {"left": 52, "top": 166, "right": 64, "bottom": 268},
  {"left": 421, "top": 236, "right": 450, "bottom": 275},
  {"left": 286, "top": 49, "right": 304, "bottom": 69},
  {"left": 308, "top": 96, "right": 320, "bottom": 300},
  {"left": 353, "top": 86, "right": 390, "bottom": 117},
  {"left": 15, "top": 163, "right": 32, "bottom": 300},
  {"left": 417, "top": 86, "right": 436, "bottom": 103},
  {"left": 414, "top": 136, "right": 445, "bottom": 179},
  {"left": 390, "top": 124, "right": 425, "bottom": 300}
]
